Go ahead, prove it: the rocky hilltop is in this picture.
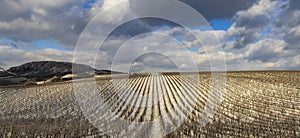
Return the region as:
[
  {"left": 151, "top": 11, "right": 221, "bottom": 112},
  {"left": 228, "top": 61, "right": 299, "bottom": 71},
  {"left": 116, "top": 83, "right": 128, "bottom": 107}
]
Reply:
[{"left": 0, "top": 61, "right": 121, "bottom": 85}]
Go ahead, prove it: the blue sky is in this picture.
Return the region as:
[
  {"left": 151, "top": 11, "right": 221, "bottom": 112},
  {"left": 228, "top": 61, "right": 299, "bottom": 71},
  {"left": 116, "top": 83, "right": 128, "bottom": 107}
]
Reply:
[
  {"left": 33, "top": 40, "right": 71, "bottom": 51},
  {"left": 1, "top": 38, "right": 70, "bottom": 51},
  {"left": 83, "top": 0, "right": 97, "bottom": 9},
  {"left": 209, "top": 19, "right": 233, "bottom": 31}
]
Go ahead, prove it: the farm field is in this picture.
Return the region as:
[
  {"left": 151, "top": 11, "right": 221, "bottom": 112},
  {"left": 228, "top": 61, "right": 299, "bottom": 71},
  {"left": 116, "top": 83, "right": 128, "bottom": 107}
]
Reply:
[{"left": 0, "top": 71, "right": 299, "bottom": 137}]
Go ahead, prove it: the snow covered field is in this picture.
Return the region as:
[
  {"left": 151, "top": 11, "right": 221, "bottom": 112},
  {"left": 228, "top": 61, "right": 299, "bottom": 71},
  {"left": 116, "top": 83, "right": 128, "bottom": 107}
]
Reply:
[{"left": 0, "top": 71, "right": 299, "bottom": 137}]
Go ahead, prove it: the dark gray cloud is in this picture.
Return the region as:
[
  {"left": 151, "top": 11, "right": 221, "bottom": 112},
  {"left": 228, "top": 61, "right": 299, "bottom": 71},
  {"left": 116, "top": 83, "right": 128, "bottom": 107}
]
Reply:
[
  {"left": 0, "top": 0, "right": 88, "bottom": 47},
  {"left": 229, "top": 32, "right": 259, "bottom": 49},
  {"left": 0, "top": 1, "right": 31, "bottom": 21},
  {"left": 235, "top": 14, "right": 269, "bottom": 29},
  {"left": 130, "top": 52, "right": 177, "bottom": 72},
  {"left": 108, "top": 17, "right": 196, "bottom": 44},
  {"left": 284, "top": 26, "right": 300, "bottom": 47},
  {"left": 272, "top": 0, "right": 300, "bottom": 51},
  {"left": 178, "top": 0, "right": 255, "bottom": 20},
  {"left": 288, "top": 0, "right": 300, "bottom": 10},
  {"left": 126, "top": 0, "right": 255, "bottom": 33}
]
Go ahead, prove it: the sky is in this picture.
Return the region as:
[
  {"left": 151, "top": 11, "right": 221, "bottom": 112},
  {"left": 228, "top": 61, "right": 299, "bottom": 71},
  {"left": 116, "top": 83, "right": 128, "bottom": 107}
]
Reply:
[{"left": 0, "top": 0, "right": 299, "bottom": 72}]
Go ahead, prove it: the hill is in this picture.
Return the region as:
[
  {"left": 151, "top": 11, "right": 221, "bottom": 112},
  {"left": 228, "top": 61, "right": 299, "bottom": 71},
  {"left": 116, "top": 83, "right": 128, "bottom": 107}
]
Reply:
[{"left": 0, "top": 61, "right": 122, "bottom": 85}]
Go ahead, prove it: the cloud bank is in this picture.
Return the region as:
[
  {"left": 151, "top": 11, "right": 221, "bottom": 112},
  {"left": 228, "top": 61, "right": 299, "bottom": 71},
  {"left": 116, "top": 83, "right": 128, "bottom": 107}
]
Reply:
[{"left": 0, "top": 0, "right": 299, "bottom": 71}]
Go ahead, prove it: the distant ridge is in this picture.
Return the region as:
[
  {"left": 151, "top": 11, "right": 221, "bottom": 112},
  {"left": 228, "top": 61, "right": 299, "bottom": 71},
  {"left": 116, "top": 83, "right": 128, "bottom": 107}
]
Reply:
[{"left": 0, "top": 61, "right": 123, "bottom": 85}]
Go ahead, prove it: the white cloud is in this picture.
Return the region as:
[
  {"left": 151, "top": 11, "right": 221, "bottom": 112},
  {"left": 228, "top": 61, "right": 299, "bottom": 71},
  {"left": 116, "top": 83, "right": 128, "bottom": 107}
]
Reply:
[
  {"left": 245, "top": 39, "right": 288, "bottom": 62},
  {"left": 225, "top": 0, "right": 288, "bottom": 49},
  {"left": 238, "top": 0, "right": 278, "bottom": 17},
  {"left": 87, "top": 0, "right": 132, "bottom": 25},
  {"left": 0, "top": 0, "right": 299, "bottom": 71}
]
